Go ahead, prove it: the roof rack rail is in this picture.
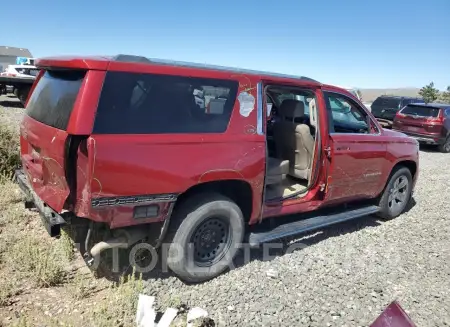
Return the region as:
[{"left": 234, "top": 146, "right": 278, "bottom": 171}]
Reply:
[
  {"left": 111, "top": 54, "right": 320, "bottom": 83},
  {"left": 112, "top": 54, "right": 151, "bottom": 63}
]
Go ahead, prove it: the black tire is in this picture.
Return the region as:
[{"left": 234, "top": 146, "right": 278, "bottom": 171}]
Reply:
[
  {"left": 165, "top": 193, "right": 245, "bottom": 283},
  {"left": 377, "top": 166, "right": 413, "bottom": 220},
  {"left": 438, "top": 136, "right": 450, "bottom": 153}
]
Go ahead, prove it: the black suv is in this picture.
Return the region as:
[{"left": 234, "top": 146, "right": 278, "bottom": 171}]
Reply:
[{"left": 371, "top": 95, "right": 424, "bottom": 128}]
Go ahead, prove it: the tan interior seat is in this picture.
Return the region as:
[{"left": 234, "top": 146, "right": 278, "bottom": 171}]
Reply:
[
  {"left": 272, "top": 99, "right": 315, "bottom": 181},
  {"left": 266, "top": 157, "right": 289, "bottom": 185}
]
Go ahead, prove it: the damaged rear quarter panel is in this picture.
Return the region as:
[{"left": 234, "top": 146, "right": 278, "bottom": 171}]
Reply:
[{"left": 84, "top": 133, "right": 265, "bottom": 226}]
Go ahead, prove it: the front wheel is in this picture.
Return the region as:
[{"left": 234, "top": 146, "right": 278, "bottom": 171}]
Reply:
[
  {"left": 165, "top": 193, "right": 245, "bottom": 283},
  {"left": 377, "top": 167, "right": 413, "bottom": 220},
  {"left": 438, "top": 136, "right": 450, "bottom": 153}
]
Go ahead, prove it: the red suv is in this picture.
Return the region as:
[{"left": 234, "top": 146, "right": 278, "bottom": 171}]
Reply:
[
  {"left": 393, "top": 103, "right": 450, "bottom": 153},
  {"left": 15, "top": 54, "right": 420, "bottom": 282}
]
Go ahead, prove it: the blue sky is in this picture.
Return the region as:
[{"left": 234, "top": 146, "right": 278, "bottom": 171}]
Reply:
[{"left": 3, "top": 0, "right": 449, "bottom": 90}]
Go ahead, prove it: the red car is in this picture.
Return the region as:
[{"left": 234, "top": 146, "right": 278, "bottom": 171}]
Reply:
[
  {"left": 15, "top": 54, "right": 419, "bottom": 282},
  {"left": 393, "top": 103, "right": 450, "bottom": 153}
]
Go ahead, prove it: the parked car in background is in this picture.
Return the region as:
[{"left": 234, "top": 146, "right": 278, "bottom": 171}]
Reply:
[
  {"left": 0, "top": 64, "right": 39, "bottom": 103},
  {"left": 371, "top": 95, "right": 424, "bottom": 128},
  {"left": 1, "top": 64, "right": 39, "bottom": 78},
  {"left": 393, "top": 103, "right": 450, "bottom": 153}
]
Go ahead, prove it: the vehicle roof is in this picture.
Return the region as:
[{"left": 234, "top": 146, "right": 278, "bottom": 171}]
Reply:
[
  {"left": 35, "top": 54, "right": 322, "bottom": 85},
  {"left": 378, "top": 95, "right": 422, "bottom": 99},
  {"left": 405, "top": 102, "right": 450, "bottom": 108}
]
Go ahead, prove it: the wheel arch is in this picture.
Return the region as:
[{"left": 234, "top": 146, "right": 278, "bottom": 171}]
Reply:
[
  {"left": 392, "top": 160, "right": 417, "bottom": 180},
  {"left": 174, "top": 179, "right": 254, "bottom": 223},
  {"left": 378, "top": 160, "right": 417, "bottom": 198}
]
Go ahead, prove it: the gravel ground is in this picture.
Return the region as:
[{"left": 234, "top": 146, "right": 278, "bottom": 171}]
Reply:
[
  {"left": 145, "top": 150, "right": 449, "bottom": 327},
  {"left": 1, "top": 94, "right": 449, "bottom": 326}
]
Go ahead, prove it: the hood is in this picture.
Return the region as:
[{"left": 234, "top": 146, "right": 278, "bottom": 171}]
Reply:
[
  {"left": 382, "top": 129, "right": 418, "bottom": 144},
  {"left": 383, "top": 129, "right": 407, "bottom": 137}
]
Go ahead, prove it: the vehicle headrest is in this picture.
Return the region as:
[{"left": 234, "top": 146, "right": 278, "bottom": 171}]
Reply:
[{"left": 279, "top": 99, "right": 305, "bottom": 120}]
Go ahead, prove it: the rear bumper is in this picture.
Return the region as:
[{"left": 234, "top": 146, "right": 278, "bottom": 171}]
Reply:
[
  {"left": 392, "top": 130, "right": 444, "bottom": 145},
  {"left": 15, "top": 169, "right": 68, "bottom": 237}
]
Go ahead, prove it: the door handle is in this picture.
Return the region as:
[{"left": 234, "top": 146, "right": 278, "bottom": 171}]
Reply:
[{"left": 337, "top": 147, "right": 351, "bottom": 151}]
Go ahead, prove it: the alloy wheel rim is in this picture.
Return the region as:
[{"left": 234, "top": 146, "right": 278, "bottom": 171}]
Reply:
[
  {"left": 388, "top": 175, "right": 409, "bottom": 211},
  {"left": 444, "top": 139, "right": 450, "bottom": 152}
]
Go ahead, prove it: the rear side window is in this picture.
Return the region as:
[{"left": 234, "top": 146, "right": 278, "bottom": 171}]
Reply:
[
  {"left": 401, "top": 105, "right": 441, "bottom": 117},
  {"left": 26, "top": 70, "right": 86, "bottom": 130},
  {"left": 93, "top": 72, "right": 238, "bottom": 134}
]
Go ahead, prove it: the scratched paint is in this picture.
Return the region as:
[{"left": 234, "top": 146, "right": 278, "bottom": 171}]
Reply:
[
  {"left": 238, "top": 91, "right": 255, "bottom": 117},
  {"left": 244, "top": 124, "right": 257, "bottom": 134}
]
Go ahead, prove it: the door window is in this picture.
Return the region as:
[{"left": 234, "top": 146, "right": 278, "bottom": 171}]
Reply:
[{"left": 324, "top": 92, "right": 377, "bottom": 134}]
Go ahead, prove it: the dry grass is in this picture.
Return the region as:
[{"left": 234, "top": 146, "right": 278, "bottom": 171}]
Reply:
[
  {"left": 9, "top": 235, "right": 67, "bottom": 287},
  {"left": 91, "top": 270, "right": 144, "bottom": 327},
  {"left": 69, "top": 272, "right": 94, "bottom": 301},
  {"left": 0, "top": 124, "right": 20, "bottom": 179},
  {"left": 0, "top": 109, "right": 150, "bottom": 326}
]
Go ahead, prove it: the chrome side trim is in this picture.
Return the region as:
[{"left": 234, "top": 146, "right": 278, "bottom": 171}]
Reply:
[
  {"left": 256, "top": 81, "right": 264, "bottom": 135},
  {"left": 91, "top": 193, "right": 178, "bottom": 208}
]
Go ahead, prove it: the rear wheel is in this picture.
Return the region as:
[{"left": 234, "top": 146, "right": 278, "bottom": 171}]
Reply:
[
  {"left": 377, "top": 167, "right": 413, "bottom": 220},
  {"left": 438, "top": 136, "right": 450, "bottom": 153},
  {"left": 165, "top": 193, "right": 245, "bottom": 283}
]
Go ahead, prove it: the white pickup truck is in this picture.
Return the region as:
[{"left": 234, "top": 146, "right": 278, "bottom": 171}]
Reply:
[{"left": 0, "top": 64, "right": 38, "bottom": 105}]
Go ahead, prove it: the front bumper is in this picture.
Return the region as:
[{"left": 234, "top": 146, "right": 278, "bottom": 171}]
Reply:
[{"left": 15, "top": 169, "right": 68, "bottom": 237}]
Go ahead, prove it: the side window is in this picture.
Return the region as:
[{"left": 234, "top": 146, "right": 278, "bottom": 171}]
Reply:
[
  {"left": 324, "top": 92, "right": 375, "bottom": 134},
  {"left": 93, "top": 72, "right": 239, "bottom": 134},
  {"left": 445, "top": 108, "right": 450, "bottom": 117}
]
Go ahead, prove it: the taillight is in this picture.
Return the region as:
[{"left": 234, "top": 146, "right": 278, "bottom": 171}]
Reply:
[
  {"left": 395, "top": 112, "right": 406, "bottom": 119},
  {"left": 7, "top": 73, "right": 17, "bottom": 77},
  {"left": 426, "top": 110, "right": 444, "bottom": 124}
]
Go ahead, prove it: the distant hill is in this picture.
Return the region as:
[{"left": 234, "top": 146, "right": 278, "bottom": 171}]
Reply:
[{"left": 359, "top": 88, "right": 421, "bottom": 103}]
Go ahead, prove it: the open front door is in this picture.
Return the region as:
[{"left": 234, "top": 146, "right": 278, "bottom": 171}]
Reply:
[{"left": 322, "top": 90, "right": 388, "bottom": 204}]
